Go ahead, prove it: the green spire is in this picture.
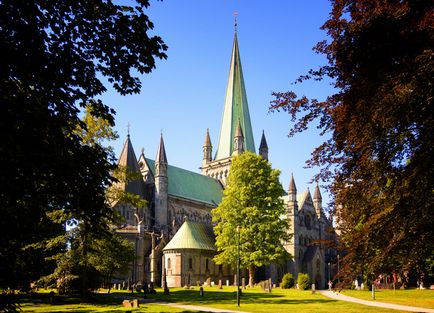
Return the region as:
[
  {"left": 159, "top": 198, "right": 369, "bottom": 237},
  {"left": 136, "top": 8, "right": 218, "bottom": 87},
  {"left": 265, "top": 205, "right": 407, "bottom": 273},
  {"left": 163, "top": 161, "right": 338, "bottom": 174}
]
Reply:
[{"left": 215, "top": 32, "right": 255, "bottom": 160}]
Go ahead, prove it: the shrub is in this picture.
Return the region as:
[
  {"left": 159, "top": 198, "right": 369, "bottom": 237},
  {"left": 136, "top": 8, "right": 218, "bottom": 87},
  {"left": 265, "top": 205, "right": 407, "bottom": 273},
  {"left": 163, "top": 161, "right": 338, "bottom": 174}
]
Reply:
[
  {"left": 297, "top": 273, "right": 310, "bottom": 290},
  {"left": 281, "top": 273, "right": 295, "bottom": 289}
]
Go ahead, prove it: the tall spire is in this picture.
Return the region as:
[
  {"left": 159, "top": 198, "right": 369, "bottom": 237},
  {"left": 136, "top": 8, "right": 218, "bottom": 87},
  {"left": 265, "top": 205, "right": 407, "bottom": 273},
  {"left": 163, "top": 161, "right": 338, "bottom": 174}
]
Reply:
[
  {"left": 155, "top": 133, "right": 168, "bottom": 177},
  {"left": 117, "top": 134, "right": 145, "bottom": 198},
  {"left": 156, "top": 133, "right": 168, "bottom": 165},
  {"left": 214, "top": 30, "right": 255, "bottom": 160},
  {"left": 154, "top": 133, "right": 168, "bottom": 232},
  {"left": 313, "top": 182, "right": 322, "bottom": 201},
  {"left": 313, "top": 181, "right": 323, "bottom": 217},
  {"left": 232, "top": 119, "right": 244, "bottom": 156},
  {"left": 202, "top": 128, "right": 213, "bottom": 167},
  {"left": 259, "top": 130, "right": 269, "bottom": 161},
  {"left": 288, "top": 174, "right": 297, "bottom": 195}
]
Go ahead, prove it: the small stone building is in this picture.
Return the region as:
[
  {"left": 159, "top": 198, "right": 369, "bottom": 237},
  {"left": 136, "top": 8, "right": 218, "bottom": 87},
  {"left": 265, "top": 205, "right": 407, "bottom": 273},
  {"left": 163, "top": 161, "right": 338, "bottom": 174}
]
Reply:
[{"left": 162, "top": 220, "right": 232, "bottom": 287}]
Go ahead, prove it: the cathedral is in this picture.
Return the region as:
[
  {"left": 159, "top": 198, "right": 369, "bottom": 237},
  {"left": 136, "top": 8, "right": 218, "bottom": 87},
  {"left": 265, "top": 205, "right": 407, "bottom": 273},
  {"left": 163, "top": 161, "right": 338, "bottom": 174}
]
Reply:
[{"left": 112, "top": 30, "right": 337, "bottom": 289}]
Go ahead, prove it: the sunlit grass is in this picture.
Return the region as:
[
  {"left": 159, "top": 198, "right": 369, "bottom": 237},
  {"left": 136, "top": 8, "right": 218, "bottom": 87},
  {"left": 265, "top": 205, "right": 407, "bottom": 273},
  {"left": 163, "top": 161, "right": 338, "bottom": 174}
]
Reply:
[
  {"left": 20, "top": 286, "right": 434, "bottom": 313},
  {"left": 341, "top": 288, "right": 434, "bottom": 309},
  {"left": 139, "top": 286, "right": 406, "bottom": 313},
  {"left": 19, "top": 292, "right": 195, "bottom": 312}
]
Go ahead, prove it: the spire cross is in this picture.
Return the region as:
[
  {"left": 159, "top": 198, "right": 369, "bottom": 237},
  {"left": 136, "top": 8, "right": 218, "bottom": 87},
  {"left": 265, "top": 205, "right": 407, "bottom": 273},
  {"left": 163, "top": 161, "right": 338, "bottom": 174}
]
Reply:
[
  {"left": 234, "top": 11, "right": 238, "bottom": 33},
  {"left": 127, "top": 122, "right": 131, "bottom": 136}
]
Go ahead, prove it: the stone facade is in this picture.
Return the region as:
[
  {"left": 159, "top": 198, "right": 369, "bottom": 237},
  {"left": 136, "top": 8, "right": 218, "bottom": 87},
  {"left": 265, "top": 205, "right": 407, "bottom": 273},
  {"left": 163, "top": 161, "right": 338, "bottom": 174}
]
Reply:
[{"left": 112, "top": 30, "right": 337, "bottom": 290}]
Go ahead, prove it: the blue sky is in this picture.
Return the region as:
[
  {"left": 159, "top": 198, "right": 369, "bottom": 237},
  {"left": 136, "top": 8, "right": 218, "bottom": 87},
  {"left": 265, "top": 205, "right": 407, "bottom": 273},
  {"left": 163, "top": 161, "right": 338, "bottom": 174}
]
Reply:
[{"left": 101, "top": 0, "right": 334, "bottom": 210}]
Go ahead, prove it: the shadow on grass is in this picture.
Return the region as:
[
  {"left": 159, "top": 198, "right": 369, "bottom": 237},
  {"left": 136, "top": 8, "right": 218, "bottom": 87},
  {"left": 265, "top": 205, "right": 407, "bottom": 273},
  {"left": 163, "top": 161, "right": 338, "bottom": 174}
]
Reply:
[
  {"left": 140, "top": 289, "right": 338, "bottom": 306},
  {"left": 20, "top": 293, "right": 197, "bottom": 313}
]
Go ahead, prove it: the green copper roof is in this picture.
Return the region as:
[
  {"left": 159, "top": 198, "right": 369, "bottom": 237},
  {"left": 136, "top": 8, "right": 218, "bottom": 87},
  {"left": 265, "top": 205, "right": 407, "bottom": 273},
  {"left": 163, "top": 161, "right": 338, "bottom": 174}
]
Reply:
[
  {"left": 146, "top": 158, "right": 222, "bottom": 206},
  {"left": 215, "top": 33, "right": 255, "bottom": 160},
  {"left": 163, "top": 220, "right": 216, "bottom": 251}
]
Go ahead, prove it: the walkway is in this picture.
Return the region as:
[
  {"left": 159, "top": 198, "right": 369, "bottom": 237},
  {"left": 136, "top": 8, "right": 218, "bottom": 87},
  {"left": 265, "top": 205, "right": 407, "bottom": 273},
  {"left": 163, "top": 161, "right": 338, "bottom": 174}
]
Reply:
[
  {"left": 151, "top": 301, "right": 249, "bottom": 313},
  {"left": 320, "top": 290, "right": 434, "bottom": 313}
]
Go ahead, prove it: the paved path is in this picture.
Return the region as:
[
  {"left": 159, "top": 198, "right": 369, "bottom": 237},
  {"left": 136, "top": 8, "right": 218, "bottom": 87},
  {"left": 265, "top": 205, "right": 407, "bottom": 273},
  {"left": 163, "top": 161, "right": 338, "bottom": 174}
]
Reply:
[
  {"left": 151, "top": 301, "right": 249, "bottom": 313},
  {"left": 320, "top": 290, "right": 434, "bottom": 313}
]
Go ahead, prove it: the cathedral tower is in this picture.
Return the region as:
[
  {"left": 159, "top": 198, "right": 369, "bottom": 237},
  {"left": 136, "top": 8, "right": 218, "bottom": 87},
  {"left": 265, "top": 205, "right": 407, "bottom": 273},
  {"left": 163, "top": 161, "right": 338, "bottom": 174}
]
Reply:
[
  {"left": 313, "top": 182, "right": 323, "bottom": 219},
  {"left": 202, "top": 128, "right": 212, "bottom": 167},
  {"left": 155, "top": 133, "right": 168, "bottom": 232},
  {"left": 259, "top": 130, "right": 269, "bottom": 161},
  {"left": 201, "top": 30, "right": 255, "bottom": 185}
]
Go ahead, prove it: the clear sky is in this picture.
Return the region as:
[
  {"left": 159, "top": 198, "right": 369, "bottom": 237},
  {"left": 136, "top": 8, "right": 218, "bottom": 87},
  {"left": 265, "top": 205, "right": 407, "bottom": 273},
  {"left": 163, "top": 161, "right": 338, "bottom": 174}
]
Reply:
[{"left": 101, "top": 0, "right": 334, "bottom": 210}]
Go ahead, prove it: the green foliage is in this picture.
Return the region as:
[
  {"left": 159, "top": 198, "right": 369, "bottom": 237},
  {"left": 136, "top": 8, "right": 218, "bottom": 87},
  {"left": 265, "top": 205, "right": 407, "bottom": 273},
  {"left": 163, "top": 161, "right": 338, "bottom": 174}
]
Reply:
[
  {"left": 0, "top": 0, "right": 166, "bottom": 290},
  {"left": 212, "top": 152, "right": 290, "bottom": 285},
  {"left": 270, "top": 0, "right": 434, "bottom": 281},
  {"left": 281, "top": 273, "right": 295, "bottom": 289},
  {"left": 88, "top": 231, "right": 135, "bottom": 290},
  {"left": 297, "top": 273, "right": 310, "bottom": 290}
]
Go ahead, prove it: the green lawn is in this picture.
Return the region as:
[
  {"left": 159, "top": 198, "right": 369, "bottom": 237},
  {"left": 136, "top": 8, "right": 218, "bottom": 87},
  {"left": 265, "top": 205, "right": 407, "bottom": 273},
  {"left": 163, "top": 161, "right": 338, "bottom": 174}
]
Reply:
[
  {"left": 341, "top": 288, "right": 434, "bottom": 309},
  {"left": 19, "top": 292, "right": 195, "bottom": 312},
  {"left": 135, "top": 286, "right": 407, "bottom": 313},
  {"left": 19, "top": 286, "right": 433, "bottom": 313}
]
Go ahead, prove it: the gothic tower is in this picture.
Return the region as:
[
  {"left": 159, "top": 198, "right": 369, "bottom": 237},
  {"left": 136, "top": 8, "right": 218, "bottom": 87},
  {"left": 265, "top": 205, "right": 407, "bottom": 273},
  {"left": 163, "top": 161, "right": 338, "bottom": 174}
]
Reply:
[
  {"left": 202, "top": 128, "right": 212, "bottom": 168},
  {"left": 313, "top": 182, "right": 323, "bottom": 219},
  {"left": 155, "top": 133, "right": 168, "bottom": 233},
  {"left": 201, "top": 30, "right": 255, "bottom": 185},
  {"left": 259, "top": 130, "right": 269, "bottom": 161},
  {"left": 232, "top": 119, "right": 245, "bottom": 156}
]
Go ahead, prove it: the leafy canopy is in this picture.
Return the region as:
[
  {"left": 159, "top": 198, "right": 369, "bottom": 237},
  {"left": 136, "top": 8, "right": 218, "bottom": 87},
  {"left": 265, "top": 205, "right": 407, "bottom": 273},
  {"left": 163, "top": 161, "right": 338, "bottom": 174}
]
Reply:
[
  {"left": 270, "top": 0, "right": 433, "bottom": 280},
  {"left": 0, "top": 0, "right": 166, "bottom": 289},
  {"left": 212, "top": 152, "right": 290, "bottom": 282}
]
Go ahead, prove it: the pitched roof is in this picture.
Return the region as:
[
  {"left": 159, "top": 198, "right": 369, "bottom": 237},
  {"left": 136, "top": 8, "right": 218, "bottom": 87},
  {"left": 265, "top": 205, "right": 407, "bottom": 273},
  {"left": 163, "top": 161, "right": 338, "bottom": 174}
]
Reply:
[
  {"left": 288, "top": 174, "right": 297, "bottom": 193},
  {"left": 215, "top": 32, "right": 255, "bottom": 160},
  {"left": 117, "top": 135, "right": 146, "bottom": 198},
  {"left": 313, "top": 182, "right": 322, "bottom": 200},
  {"left": 163, "top": 220, "right": 216, "bottom": 251},
  {"left": 204, "top": 128, "right": 212, "bottom": 147},
  {"left": 259, "top": 130, "right": 268, "bottom": 151},
  {"left": 146, "top": 158, "right": 222, "bottom": 206},
  {"left": 156, "top": 133, "right": 167, "bottom": 164}
]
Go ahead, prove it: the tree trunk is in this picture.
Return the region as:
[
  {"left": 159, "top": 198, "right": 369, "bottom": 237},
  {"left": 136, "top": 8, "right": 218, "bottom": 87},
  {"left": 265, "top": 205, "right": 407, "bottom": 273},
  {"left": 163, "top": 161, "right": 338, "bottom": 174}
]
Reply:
[
  {"left": 81, "top": 224, "right": 88, "bottom": 298},
  {"left": 248, "top": 265, "right": 256, "bottom": 287}
]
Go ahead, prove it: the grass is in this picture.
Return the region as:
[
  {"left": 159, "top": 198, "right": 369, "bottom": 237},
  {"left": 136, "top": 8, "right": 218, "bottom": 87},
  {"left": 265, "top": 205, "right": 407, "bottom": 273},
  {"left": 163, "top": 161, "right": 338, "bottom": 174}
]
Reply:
[
  {"left": 19, "top": 291, "right": 195, "bottom": 312},
  {"left": 341, "top": 288, "right": 434, "bottom": 309},
  {"left": 127, "top": 286, "right": 407, "bottom": 312},
  {"left": 19, "top": 286, "right": 434, "bottom": 312}
]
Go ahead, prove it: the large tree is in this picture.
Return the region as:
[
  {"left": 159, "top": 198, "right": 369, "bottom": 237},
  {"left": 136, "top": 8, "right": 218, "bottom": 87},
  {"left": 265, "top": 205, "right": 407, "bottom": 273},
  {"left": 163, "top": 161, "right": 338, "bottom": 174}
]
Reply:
[
  {"left": 0, "top": 0, "right": 166, "bottom": 290},
  {"left": 270, "top": 0, "right": 433, "bottom": 283},
  {"left": 212, "top": 152, "right": 290, "bottom": 286}
]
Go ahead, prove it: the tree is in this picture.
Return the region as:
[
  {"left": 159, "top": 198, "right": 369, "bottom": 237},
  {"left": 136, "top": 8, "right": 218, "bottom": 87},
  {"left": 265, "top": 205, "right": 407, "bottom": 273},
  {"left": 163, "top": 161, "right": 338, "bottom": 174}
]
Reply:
[
  {"left": 0, "top": 0, "right": 166, "bottom": 290},
  {"left": 270, "top": 0, "right": 433, "bottom": 282},
  {"left": 88, "top": 231, "right": 135, "bottom": 293},
  {"left": 212, "top": 152, "right": 290, "bottom": 286}
]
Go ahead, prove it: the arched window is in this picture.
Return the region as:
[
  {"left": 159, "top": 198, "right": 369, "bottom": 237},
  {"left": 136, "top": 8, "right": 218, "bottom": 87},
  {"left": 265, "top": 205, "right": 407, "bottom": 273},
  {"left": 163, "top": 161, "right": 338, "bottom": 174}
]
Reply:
[
  {"left": 205, "top": 258, "right": 209, "bottom": 270},
  {"left": 189, "top": 258, "right": 193, "bottom": 269},
  {"left": 167, "top": 258, "right": 171, "bottom": 269}
]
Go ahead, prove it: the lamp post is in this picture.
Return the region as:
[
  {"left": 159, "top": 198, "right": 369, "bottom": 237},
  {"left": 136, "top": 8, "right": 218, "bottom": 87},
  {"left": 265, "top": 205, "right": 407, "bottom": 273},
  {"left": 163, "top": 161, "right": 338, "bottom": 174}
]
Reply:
[
  {"left": 236, "top": 225, "right": 241, "bottom": 307},
  {"left": 337, "top": 254, "right": 340, "bottom": 286},
  {"left": 328, "top": 262, "right": 331, "bottom": 282}
]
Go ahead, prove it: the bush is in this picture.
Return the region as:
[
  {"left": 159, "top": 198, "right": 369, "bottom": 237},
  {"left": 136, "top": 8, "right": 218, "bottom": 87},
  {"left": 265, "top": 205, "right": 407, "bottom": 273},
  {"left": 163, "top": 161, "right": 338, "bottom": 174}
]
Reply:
[
  {"left": 281, "top": 273, "right": 295, "bottom": 289},
  {"left": 297, "top": 273, "right": 310, "bottom": 290}
]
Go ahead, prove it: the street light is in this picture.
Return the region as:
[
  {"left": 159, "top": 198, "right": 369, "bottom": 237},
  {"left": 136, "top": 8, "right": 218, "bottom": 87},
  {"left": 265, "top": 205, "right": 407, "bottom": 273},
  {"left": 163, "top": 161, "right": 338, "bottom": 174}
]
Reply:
[
  {"left": 236, "top": 225, "right": 241, "bottom": 307},
  {"left": 328, "top": 262, "right": 331, "bottom": 282},
  {"left": 337, "top": 254, "right": 340, "bottom": 286}
]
